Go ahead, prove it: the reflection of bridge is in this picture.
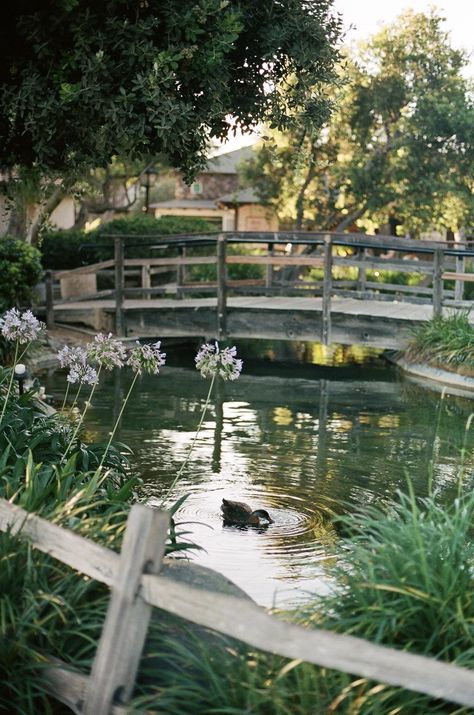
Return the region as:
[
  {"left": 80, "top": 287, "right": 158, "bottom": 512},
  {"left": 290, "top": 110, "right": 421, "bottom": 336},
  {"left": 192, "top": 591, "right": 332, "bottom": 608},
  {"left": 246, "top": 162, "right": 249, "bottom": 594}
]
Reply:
[{"left": 45, "top": 231, "right": 474, "bottom": 349}]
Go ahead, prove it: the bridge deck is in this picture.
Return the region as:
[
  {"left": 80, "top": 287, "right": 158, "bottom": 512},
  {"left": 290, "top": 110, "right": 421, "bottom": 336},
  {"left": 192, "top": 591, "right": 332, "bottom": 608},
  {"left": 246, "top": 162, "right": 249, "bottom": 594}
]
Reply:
[
  {"left": 52, "top": 296, "right": 470, "bottom": 349},
  {"left": 54, "top": 295, "right": 440, "bottom": 320}
]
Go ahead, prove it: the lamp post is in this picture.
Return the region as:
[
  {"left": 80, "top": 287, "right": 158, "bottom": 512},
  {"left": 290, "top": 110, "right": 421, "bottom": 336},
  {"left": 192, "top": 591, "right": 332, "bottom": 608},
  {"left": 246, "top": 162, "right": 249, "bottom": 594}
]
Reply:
[{"left": 14, "top": 363, "right": 26, "bottom": 395}]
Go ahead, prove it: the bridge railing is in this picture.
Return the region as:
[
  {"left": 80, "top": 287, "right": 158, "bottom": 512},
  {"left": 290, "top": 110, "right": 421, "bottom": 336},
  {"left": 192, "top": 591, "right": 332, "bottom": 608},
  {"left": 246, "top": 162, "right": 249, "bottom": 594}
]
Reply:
[
  {"left": 2, "top": 497, "right": 474, "bottom": 714},
  {"left": 43, "top": 232, "right": 474, "bottom": 340}
]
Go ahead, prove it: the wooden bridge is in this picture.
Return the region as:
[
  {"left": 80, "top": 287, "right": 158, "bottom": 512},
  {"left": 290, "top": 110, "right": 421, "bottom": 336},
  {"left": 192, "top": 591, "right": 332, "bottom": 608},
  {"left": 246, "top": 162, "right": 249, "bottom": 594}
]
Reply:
[{"left": 44, "top": 231, "right": 474, "bottom": 349}]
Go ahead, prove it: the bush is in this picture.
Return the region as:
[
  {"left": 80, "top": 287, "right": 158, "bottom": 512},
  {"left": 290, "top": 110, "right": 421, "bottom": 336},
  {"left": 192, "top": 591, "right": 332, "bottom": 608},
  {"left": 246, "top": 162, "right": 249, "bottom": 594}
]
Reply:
[
  {"left": 40, "top": 216, "right": 216, "bottom": 269},
  {"left": 0, "top": 238, "right": 43, "bottom": 312},
  {"left": 406, "top": 311, "right": 474, "bottom": 374},
  {"left": 38, "top": 228, "right": 87, "bottom": 271}
]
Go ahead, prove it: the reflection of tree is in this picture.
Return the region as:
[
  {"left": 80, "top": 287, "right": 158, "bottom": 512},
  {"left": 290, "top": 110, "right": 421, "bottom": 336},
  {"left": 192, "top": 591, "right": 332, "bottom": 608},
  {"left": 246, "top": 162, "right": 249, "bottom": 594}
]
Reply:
[{"left": 44, "top": 365, "right": 473, "bottom": 511}]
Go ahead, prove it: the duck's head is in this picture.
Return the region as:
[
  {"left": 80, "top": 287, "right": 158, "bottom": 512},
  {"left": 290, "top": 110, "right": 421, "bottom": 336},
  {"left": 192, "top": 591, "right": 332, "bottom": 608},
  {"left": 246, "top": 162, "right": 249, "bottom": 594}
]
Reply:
[{"left": 251, "top": 509, "right": 274, "bottom": 524}]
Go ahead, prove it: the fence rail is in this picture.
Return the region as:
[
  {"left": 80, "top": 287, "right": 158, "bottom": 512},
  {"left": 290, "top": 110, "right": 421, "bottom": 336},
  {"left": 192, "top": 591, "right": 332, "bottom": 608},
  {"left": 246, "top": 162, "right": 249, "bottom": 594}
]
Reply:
[
  {"left": 44, "top": 231, "right": 474, "bottom": 341},
  {"left": 2, "top": 497, "right": 474, "bottom": 714}
]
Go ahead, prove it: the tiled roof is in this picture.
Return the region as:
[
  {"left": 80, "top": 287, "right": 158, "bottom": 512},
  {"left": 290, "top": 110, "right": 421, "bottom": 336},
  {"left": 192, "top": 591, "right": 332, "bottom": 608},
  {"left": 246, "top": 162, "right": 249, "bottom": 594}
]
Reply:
[{"left": 204, "top": 146, "right": 254, "bottom": 174}]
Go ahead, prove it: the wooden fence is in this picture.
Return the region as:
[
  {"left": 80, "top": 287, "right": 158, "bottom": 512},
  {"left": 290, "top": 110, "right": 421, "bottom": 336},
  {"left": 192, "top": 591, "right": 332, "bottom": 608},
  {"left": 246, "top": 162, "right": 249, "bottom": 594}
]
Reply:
[
  {"left": 2, "top": 497, "right": 474, "bottom": 713},
  {"left": 44, "top": 231, "right": 474, "bottom": 342}
]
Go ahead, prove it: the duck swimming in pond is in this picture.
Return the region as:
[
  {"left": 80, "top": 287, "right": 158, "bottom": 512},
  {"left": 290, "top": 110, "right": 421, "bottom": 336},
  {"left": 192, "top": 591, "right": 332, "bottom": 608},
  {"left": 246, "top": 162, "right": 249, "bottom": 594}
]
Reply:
[{"left": 221, "top": 498, "right": 274, "bottom": 526}]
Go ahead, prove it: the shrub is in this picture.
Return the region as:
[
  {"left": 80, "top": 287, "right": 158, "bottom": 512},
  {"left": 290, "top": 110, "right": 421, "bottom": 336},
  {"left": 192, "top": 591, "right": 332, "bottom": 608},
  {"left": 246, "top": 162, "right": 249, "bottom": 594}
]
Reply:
[
  {"left": 406, "top": 311, "right": 474, "bottom": 374},
  {"left": 40, "top": 216, "right": 216, "bottom": 269},
  {"left": 38, "top": 228, "right": 87, "bottom": 271},
  {"left": 0, "top": 238, "right": 43, "bottom": 312}
]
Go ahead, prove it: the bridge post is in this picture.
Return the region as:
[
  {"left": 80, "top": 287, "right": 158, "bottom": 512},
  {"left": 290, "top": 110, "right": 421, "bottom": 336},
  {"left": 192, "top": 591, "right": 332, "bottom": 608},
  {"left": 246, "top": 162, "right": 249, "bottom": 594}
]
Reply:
[
  {"left": 176, "top": 245, "right": 186, "bottom": 300},
  {"left": 432, "top": 248, "right": 444, "bottom": 317},
  {"left": 114, "top": 237, "right": 125, "bottom": 337},
  {"left": 321, "top": 235, "right": 333, "bottom": 346},
  {"left": 265, "top": 240, "right": 274, "bottom": 295},
  {"left": 217, "top": 234, "right": 227, "bottom": 339},
  {"left": 357, "top": 247, "right": 367, "bottom": 294}
]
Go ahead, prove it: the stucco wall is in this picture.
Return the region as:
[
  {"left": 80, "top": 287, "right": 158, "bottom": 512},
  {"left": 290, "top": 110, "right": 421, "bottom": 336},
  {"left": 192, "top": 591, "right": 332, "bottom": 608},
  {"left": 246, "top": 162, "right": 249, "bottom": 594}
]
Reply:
[{"left": 237, "top": 204, "right": 279, "bottom": 231}]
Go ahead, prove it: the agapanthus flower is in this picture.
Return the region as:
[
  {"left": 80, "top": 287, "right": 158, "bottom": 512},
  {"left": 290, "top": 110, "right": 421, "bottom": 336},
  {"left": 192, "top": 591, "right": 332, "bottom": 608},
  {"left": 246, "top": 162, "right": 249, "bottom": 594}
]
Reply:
[
  {"left": 127, "top": 341, "right": 166, "bottom": 375},
  {"left": 57, "top": 345, "right": 98, "bottom": 385},
  {"left": 0, "top": 308, "right": 44, "bottom": 344},
  {"left": 195, "top": 342, "right": 242, "bottom": 381},
  {"left": 87, "top": 332, "right": 127, "bottom": 370}
]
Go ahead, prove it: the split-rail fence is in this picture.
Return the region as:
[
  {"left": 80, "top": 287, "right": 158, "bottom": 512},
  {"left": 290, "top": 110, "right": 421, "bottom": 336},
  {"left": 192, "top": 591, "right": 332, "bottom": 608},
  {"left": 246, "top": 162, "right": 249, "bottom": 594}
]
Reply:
[{"left": 1, "top": 498, "right": 474, "bottom": 714}]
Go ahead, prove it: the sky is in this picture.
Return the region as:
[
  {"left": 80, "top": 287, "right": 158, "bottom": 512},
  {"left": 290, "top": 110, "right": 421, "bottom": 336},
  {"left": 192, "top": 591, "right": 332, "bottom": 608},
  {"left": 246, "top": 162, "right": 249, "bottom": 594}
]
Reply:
[
  {"left": 333, "top": 0, "right": 474, "bottom": 68},
  {"left": 216, "top": 0, "right": 474, "bottom": 154}
]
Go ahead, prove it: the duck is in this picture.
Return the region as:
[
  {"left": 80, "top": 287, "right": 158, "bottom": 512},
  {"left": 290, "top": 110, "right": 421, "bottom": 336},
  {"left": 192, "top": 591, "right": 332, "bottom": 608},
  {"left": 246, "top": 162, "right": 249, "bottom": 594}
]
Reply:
[{"left": 221, "top": 498, "right": 274, "bottom": 526}]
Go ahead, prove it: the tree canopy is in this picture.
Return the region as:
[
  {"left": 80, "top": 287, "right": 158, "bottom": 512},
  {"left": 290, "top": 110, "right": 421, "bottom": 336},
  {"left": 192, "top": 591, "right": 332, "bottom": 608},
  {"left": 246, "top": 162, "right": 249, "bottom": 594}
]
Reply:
[
  {"left": 243, "top": 10, "right": 474, "bottom": 235},
  {"left": 0, "top": 0, "right": 342, "bottom": 181}
]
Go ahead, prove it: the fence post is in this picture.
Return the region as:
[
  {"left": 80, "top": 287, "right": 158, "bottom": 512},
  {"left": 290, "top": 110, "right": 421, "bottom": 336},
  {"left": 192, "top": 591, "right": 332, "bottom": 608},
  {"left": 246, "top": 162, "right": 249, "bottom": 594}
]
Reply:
[
  {"left": 217, "top": 234, "right": 227, "bottom": 339},
  {"left": 45, "top": 270, "right": 55, "bottom": 329},
  {"left": 114, "top": 237, "right": 125, "bottom": 336},
  {"left": 432, "top": 249, "right": 444, "bottom": 317},
  {"left": 83, "top": 505, "right": 169, "bottom": 715},
  {"left": 321, "top": 235, "right": 333, "bottom": 346}
]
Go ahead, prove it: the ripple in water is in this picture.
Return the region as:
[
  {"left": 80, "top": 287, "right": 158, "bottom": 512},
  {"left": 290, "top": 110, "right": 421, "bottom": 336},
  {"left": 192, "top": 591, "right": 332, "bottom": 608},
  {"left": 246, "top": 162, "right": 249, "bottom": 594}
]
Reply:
[{"left": 152, "top": 485, "right": 340, "bottom": 607}]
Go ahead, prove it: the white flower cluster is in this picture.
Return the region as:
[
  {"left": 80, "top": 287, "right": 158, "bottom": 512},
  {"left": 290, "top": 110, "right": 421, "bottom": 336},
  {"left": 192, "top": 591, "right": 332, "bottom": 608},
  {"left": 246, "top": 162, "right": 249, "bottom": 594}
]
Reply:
[
  {"left": 127, "top": 341, "right": 167, "bottom": 375},
  {"left": 0, "top": 308, "right": 44, "bottom": 344},
  {"left": 195, "top": 342, "right": 242, "bottom": 381},
  {"left": 87, "top": 333, "right": 127, "bottom": 370},
  {"left": 57, "top": 345, "right": 98, "bottom": 385}
]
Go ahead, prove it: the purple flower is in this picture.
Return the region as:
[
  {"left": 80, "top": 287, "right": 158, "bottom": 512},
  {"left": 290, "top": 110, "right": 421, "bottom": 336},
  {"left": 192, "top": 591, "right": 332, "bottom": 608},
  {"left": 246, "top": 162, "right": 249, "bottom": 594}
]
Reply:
[
  {"left": 87, "top": 332, "right": 127, "bottom": 370},
  {"left": 57, "top": 345, "right": 98, "bottom": 385},
  {"left": 0, "top": 308, "right": 44, "bottom": 344},
  {"left": 195, "top": 342, "right": 242, "bottom": 381},
  {"left": 127, "top": 341, "right": 166, "bottom": 375}
]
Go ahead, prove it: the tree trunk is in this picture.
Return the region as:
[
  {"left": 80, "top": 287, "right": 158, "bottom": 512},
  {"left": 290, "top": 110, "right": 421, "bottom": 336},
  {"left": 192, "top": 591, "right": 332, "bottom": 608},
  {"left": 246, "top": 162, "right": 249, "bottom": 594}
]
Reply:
[
  {"left": 6, "top": 203, "right": 28, "bottom": 240},
  {"left": 28, "top": 185, "right": 65, "bottom": 245}
]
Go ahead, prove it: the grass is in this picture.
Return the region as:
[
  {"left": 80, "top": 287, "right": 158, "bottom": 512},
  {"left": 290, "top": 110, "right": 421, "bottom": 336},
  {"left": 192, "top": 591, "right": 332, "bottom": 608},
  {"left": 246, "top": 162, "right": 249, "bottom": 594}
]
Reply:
[{"left": 406, "top": 311, "right": 474, "bottom": 375}]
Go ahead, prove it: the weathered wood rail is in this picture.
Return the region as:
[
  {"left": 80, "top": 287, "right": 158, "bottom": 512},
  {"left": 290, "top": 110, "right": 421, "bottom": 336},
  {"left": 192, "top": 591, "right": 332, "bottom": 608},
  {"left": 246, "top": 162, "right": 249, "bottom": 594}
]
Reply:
[
  {"left": 1, "top": 497, "right": 474, "bottom": 713},
  {"left": 44, "top": 231, "right": 474, "bottom": 345}
]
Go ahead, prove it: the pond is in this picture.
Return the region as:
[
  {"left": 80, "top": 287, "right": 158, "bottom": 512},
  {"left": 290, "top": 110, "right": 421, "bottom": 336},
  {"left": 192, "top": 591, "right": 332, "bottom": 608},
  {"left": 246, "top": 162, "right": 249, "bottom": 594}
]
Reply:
[{"left": 43, "top": 340, "right": 474, "bottom": 607}]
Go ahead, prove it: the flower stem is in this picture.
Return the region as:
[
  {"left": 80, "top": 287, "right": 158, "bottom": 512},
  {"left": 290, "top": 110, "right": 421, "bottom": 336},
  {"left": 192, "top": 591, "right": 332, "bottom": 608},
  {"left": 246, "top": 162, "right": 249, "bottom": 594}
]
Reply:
[
  {"left": 99, "top": 371, "right": 139, "bottom": 470},
  {"left": 162, "top": 373, "right": 216, "bottom": 503},
  {"left": 0, "top": 341, "right": 19, "bottom": 425},
  {"left": 61, "top": 366, "right": 102, "bottom": 463},
  {"left": 61, "top": 381, "right": 70, "bottom": 412}
]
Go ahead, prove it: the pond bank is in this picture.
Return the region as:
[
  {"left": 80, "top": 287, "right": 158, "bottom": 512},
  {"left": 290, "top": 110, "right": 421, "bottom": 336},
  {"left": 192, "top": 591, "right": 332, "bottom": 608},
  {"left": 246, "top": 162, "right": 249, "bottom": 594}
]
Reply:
[{"left": 389, "top": 353, "right": 474, "bottom": 399}]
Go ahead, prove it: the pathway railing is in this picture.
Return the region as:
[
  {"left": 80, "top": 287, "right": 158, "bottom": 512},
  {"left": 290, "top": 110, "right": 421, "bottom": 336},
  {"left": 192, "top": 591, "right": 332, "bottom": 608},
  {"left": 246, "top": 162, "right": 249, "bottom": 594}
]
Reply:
[
  {"left": 2, "top": 498, "right": 474, "bottom": 714},
  {"left": 44, "top": 231, "right": 474, "bottom": 342}
]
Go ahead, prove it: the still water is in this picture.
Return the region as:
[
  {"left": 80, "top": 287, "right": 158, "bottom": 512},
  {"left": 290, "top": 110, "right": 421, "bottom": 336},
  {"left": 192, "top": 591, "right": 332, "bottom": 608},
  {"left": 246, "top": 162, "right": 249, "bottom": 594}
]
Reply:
[{"left": 44, "top": 341, "right": 473, "bottom": 607}]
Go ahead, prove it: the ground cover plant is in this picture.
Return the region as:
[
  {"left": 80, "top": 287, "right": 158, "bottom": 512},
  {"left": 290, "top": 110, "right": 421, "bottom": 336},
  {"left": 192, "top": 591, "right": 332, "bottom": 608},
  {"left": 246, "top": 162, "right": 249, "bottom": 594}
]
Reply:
[{"left": 406, "top": 311, "right": 474, "bottom": 375}]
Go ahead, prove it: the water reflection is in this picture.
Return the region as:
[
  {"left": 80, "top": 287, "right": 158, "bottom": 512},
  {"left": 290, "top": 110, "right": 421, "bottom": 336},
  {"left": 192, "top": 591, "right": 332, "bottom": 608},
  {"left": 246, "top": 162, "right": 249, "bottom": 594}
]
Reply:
[{"left": 43, "top": 350, "right": 474, "bottom": 607}]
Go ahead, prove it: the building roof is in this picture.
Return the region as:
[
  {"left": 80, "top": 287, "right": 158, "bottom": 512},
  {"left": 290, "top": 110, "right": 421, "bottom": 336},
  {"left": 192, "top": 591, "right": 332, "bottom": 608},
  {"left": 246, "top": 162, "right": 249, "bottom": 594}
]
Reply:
[
  {"left": 204, "top": 146, "right": 255, "bottom": 174},
  {"left": 217, "top": 188, "right": 260, "bottom": 205},
  {"left": 149, "top": 199, "right": 220, "bottom": 210}
]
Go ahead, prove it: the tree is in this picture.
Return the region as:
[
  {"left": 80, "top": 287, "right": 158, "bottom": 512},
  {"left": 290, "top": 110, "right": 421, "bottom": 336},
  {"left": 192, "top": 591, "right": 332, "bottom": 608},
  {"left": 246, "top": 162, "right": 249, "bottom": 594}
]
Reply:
[
  {"left": 243, "top": 10, "right": 474, "bottom": 236},
  {"left": 1, "top": 0, "right": 342, "bottom": 175},
  {"left": 0, "top": 0, "right": 342, "bottom": 242}
]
